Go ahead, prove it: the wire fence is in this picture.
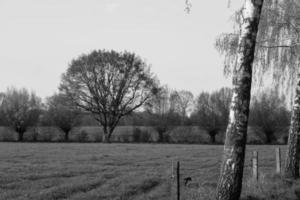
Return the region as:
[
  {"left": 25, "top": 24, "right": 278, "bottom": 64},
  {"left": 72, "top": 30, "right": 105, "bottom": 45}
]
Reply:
[{"left": 167, "top": 147, "right": 282, "bottom": 200}]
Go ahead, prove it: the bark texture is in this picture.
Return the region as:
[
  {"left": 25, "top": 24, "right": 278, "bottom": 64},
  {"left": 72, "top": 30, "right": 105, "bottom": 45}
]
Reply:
[
  {"left": 284, "top": 72, "right": 300, "bottom": 179},
  {"left": 102, "top": 133, "right": 110, "bottom": 143},
  {"left": 216, "top": 0, "right": 264, "bottom": 200},
  {"left": 102, "top": 127, "right": 113, "bottom": 143}
]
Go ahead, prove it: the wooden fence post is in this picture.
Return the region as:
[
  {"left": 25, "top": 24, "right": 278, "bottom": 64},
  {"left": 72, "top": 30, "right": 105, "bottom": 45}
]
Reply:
[
  {"left": 276, "top": 148, "right": 281, "bottom": 174},
  {"left": 177, "top": 161, "right": 180, "bottom": 200},
  {"left": 171, "top": 159, "right": 175, "bottom": 179},
  {"left": 253, "top": 151, "right": 258, "bottom": 181}
]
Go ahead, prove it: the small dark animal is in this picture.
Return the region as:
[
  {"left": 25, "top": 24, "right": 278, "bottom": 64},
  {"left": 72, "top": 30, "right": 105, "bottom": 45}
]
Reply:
[{"left": 184, "top": 177, "right": 192, "bottom": 186}]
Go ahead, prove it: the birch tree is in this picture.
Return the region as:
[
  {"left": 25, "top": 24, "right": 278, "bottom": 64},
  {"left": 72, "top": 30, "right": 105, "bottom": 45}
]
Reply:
[
  {"left": 216, "top": 0, "right": 264, "bottom": 199},
  {"left": 216, "top": 0, "right": 300, "bottom": 179}
]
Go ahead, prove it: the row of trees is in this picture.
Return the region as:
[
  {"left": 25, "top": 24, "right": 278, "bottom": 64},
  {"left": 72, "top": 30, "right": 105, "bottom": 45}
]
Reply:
[
  {"left": 0, "top": 89, "right": 78, "bottom": 141},
  {"left": 0, "top": 85, "right": 290, "bottom": 144}
]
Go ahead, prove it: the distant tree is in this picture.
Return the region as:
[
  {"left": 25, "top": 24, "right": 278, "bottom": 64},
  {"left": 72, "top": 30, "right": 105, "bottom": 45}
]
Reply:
[
  {"left": 45, "top": 93, "right": 78, "bottom": 142},
  {"left": 146, "top": 86, "right": 180, "bottom": 142},
  {"left": 170, "top": 90, "right": 194, "bottom": 124},
  {"left": 0, "top": 92, "right": 5, "bottom": 125},
  {"left": 0, "top": 88, "right": 42, "bottom": 141},
  {"left": 60, "top": 50, "right": 158, "bottom": 143},
  {"left": 191, "top": 87, "right": 232, "bottom": 143},
  {"left": 249, "top": 90, "right": 290, "bottom": 144}
]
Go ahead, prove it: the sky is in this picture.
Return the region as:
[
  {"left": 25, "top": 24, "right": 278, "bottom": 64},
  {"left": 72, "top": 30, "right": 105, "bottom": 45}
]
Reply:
[{"left": 0, "top": 0, "right": 243, "bottom": 99}]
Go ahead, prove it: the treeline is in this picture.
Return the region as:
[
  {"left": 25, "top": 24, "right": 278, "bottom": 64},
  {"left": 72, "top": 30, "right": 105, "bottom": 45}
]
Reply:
[{"left": 0, "top": 86, "right": 290, "bottom": 144}]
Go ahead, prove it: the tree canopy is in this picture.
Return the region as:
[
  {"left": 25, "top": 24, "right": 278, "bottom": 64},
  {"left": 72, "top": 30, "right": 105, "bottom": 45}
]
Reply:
[
  {"left": 0, "top": 88, "right": 42, "bottom": 141},
  {"left": 215, "top": 0, "right": 300, "bottom": 101},
  {"left": 44, "top": 93, "right": 79, "bottom": 141},
  {"left": 249, "top": 89, "right": 290, "bottom": 143},
  {"left": 191, "top": 87, "right": 232, "bottom": 143},
  {"left": 60, "top": 49, "right": 158, "bottom": 142}
]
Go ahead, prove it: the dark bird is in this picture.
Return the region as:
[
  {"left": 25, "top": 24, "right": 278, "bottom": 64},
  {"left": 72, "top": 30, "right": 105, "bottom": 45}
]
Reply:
[{"left": 184, "top": 177, "right": 192, "bottom": 186}]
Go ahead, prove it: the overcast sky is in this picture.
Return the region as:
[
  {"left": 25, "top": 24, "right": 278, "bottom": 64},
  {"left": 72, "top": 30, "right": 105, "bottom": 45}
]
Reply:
[{"left": 0, "top": 0, "right": 243, "bottom": 98}]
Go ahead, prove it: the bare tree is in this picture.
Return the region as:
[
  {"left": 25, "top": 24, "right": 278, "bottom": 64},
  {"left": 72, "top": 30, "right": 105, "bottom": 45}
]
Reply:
[
  {"left": 0, "top": 88, "right": 42, "bottom": 141},
  {"left": 170, "top": 90, "right": 194, "bottom": 124},
  {"left": 146, "top": 86, "right": 180, "bottom": 142},
  {"left": 249, "top": 90, "right": 290, "bottom": 144},
  {"left": 191, "top": 88, "right": 232, "bottom": 143},
  {"left": 216, "top": 0, "right": 264, "bottom": 199},
  {"left": 45, "top": 93, "right": 78, "bottom": 142},
  {"left": 60, "top": 50, "right": 158, "bottom": 143}
]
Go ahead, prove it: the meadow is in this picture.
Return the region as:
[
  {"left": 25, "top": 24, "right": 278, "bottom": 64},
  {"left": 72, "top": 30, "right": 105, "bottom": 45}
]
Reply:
[{"left": 1, "top": 143, "right": 299, "bottom": 200}]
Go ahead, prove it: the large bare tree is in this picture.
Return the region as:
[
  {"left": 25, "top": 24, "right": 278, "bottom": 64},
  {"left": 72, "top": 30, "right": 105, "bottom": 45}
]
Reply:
[
  {"left": 216, "top": 0, "right": 264, "bottom": 199},
  {"left": 0, "top": 88, "right": 42, "bottom": 141},
  {"left": 60, "top": 50, "right": 158, "bottom": 143}
]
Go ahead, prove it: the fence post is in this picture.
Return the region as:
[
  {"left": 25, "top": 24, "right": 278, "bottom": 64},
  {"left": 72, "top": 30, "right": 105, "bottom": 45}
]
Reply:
[
  {"left": 171, "top": 159, "right": 175, "bottom": 179},
  {"left": 253, "top": 151, "right": 258, "bottom": 181},
  {"left": 276, "top": 148, "right": 281, "bottom": 174},
  {"left": 177, "top": 161, "right": 180, "bottom": 200}
]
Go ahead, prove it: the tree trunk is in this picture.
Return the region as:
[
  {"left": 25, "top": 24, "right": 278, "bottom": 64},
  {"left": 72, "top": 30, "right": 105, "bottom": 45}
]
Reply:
[
  {"left": 18, "top": 131, "right": 24, "bottom": 142},
  {"left": 158, "top": 131, "right": 164, "bottom": 143},
  {"left": 265, "top": 131, "right": 274, "bottom": 144},
  {"left": 64, "top": 131, "right": 69, "bottom": 142},
  {"left": 102, "top": 126, "right": 115, "bottom": 143},
  {"left": 102, "top": 133, "right": 110, "bottom": 143},
  {"left": 209, "top": 132, "right": 216, "bottom": 144},
  {"left": 284, "top": 72, "right": 300, "bottom": 179},
  {"left": 216, "top": 1, "right": 264, "bottom": 200}
]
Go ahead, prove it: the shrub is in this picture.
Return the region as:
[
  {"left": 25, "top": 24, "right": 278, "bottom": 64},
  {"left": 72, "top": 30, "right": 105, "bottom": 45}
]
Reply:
[
  {"left": 140, "top": 130, "right": 151, "bottom": 143},
  {"left": 1, "top": 129, "right": 16, "bottom": 141},
  {"left": 31, "top": 128, "right": 39, "bottom": 142},
  {"left": 133, "top": 128, "right": 142, "bottom": 142},
  {"left": 77, "top": 130, "right": 89, "bottom": 142},
  {"left": 132, "top": 128, "right": 151, "bottom": 143},
  {"left": 40, "top": 131, "right": 53, "bottom": 142},
  {"left": 122, "top": 135, "right": 131, "bottom": 143},
  {"left": 95, "top": 133, "right": 102, "bottom": 142}
]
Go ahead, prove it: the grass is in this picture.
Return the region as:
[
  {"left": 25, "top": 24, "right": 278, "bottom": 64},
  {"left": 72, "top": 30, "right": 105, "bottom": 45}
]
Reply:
[
  {"left": 0, "top": 143, "right": 298, "bottom": 200},
  {"left": 240, "top": 172, "right": 300, "bottom": 200}
]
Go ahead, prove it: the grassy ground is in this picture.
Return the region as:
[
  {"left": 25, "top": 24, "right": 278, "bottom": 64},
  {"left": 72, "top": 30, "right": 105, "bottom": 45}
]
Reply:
[{"left": 0, "top": 143, "right": 298, "bottom": 200}]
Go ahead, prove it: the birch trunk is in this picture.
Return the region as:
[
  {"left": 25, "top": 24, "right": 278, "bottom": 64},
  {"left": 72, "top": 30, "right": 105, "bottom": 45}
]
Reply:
[
  {"left": 216, "top": 0, "right": 264, "bottom": 199},
  {"left": 284, "top": 71, "right": 300, "bottom": 179}
]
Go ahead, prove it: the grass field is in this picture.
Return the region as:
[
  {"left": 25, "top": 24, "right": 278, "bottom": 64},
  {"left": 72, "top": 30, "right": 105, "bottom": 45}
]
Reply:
[{"left": 0, "top": 143, "right": 299, "bottom": 200}]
